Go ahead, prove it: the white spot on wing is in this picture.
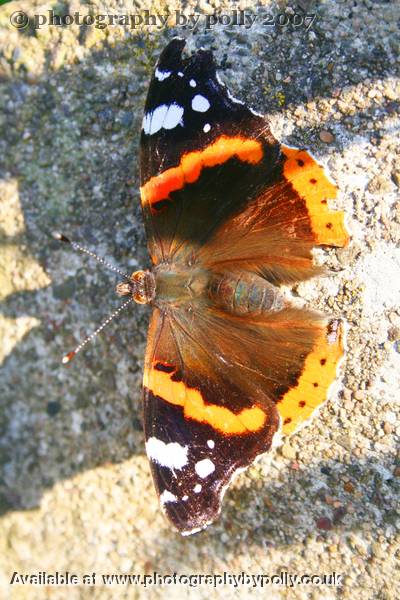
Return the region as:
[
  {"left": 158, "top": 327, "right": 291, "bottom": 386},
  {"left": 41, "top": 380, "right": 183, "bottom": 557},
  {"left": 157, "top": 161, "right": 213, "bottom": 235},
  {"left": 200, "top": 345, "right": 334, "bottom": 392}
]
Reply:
[
  {"left": 155, "top": 68, "right": 171, "bottom": 81},
  {"left": 207, "top": 440, "right": 215, "bottom": 449},
  {"left": 195, "top": 458, "right": 215, "bottom": 478},
  {"left": 163, "top": 103, "right": 184, "bottom": 130},
  {"left": 143, "top": 103, "right": 184, "bottom": 135},
  {"left": 160, "top": 489, "right": 178, "bottom": 505},
  {"left": 194, "top": 484, "right": 202, "bottom": 493},
  {"left": 147, "top": 104, "right": 169, "bottom": 135},
  {"left": 178, "top": 71, "right": 184, "bottom": 77},
  {"left": 192, "top": 94, "right": 210, "bottom": 113},
  {"left": 203, "top": 123, "right": 211, "bottom": 133},
  {"left": 142, "top": 113, "right": 151, "bottom": 134},
  {"left": 182, "top": 495, "right": 189, "bottom": 501},
  {"left": 146, "top": 437, "right": 188, "bottom": 469},
  {"left": 189, "top": 79, "right": 197, "bottom": 87}
]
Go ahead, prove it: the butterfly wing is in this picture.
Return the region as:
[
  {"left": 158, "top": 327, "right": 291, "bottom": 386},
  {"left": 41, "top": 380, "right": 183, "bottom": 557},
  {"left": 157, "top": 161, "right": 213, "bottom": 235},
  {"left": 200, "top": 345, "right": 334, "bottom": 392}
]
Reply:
[
  {"left": 197, "top": 144, "right": 349, "bottom": 285},
  {"left": 143, "top": 305, "right": 280, "bottom": 535},
  {"left": 139, "top": 39, "right": 348, "bottom": 276},
  {"left": 139, "top": 38, "right": 280, "bottom": 265},
  {"left": 143, "top": 300, "right": 343, "bottom": 534}
]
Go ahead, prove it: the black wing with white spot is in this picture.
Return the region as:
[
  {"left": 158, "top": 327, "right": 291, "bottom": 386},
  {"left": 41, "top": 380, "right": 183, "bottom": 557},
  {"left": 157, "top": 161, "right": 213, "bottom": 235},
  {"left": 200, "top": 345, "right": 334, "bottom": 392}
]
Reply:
[
  {"left": 140, "top": 37, "right": 274, "bottom": 182},
  {"left": 139, "top": 38, "right": 280, "bottom": 265},
  {"left": 143, "top": 307, "right": 280, "bottom": 535}
]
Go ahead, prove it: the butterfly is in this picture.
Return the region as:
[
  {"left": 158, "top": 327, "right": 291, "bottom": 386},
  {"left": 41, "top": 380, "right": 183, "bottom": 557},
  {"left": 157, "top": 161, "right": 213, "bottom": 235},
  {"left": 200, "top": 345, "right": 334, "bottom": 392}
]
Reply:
[{"left": 118, "top": 38, "right": 349, "bottom": 535}]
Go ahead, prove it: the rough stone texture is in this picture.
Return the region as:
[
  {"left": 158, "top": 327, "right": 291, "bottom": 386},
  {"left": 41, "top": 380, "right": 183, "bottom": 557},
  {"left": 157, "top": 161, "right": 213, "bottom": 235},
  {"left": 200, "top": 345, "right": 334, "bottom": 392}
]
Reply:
[{"left": 0, "top": 1, "right": 399, "bottom": 598}]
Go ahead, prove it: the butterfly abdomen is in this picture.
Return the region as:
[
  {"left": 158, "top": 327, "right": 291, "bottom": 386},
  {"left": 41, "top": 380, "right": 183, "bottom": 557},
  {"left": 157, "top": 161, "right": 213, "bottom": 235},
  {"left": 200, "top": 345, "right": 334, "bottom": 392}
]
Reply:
[{"left": 208, "top": 271, "right": 284, "bottom": 315}]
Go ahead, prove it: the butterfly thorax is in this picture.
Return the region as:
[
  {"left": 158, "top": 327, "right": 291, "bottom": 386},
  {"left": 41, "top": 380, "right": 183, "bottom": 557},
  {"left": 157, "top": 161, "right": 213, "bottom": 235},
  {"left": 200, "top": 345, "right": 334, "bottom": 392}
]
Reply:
[{"left": 152, "top": 265, "right": 209, "bottom": 304}]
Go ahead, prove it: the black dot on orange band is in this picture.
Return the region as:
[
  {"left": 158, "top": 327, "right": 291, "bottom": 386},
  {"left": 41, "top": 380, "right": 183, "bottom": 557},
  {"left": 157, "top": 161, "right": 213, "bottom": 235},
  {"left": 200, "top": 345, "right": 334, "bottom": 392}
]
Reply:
[
  {"left": 299, "top": 401, "right": 306, "bottom": 408},
  {"left": 320, "top": 358, "right": 327, "bottom": 365},
  {"left": 297, "top": 159, "right": 305, "bottom": 167},
  {"left": 321, "top": 199, "right": 327, "bottom": 204},
  {"left": 310, "top": 178, "right": 317, "bottom": 184},
  {"left": 313, "top": 382, "right": 319, "bottom": 387},
  {"left": 326, "top": 222, "right": 333, "bottom": 229},
  {"left": 284, "top": 417, "right": 292, "bottom": 425}
]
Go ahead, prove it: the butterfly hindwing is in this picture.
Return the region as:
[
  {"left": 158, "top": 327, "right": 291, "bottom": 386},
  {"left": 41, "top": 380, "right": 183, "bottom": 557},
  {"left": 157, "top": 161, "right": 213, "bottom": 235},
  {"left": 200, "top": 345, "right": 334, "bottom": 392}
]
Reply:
[
  {"left": 143, "top": 307, "right": 280, "bottom": 534},
  {"left": 143, "top": 300, "right": 343, "bottom": 533}
]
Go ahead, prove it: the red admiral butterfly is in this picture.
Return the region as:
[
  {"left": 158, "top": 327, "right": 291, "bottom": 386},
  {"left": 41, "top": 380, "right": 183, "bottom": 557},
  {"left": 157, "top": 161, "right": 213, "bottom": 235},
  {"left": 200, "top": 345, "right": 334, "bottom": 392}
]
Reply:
[
  {"left": 131, "top": 39, "right": 349, "bottom": 535},
  {"left": 64, "top": 39, "right": 349, "bottom": 536}
]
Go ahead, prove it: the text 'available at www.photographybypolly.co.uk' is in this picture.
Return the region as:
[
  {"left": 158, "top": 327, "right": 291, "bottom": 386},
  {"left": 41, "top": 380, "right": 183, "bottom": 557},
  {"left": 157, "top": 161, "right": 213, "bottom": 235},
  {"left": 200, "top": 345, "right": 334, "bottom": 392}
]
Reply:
[{"left": 9, "top": 570, "right": 343, "bottom": 588}]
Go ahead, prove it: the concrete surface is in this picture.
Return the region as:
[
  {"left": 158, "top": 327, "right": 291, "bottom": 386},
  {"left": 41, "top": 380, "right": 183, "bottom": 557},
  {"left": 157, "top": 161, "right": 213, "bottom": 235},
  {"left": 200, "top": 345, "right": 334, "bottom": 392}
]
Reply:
[{"left": 0, "top": 0, "right": 399, "bottom": 598}]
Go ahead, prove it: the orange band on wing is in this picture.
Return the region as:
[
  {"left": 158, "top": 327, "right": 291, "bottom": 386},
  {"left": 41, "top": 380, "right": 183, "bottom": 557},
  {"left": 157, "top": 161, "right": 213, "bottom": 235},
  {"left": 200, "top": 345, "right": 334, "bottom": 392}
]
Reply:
[
  {"left": 278, "top": 322, "right": 344, "bottom": 435},
  {"left": 281, "top": 146, "right": 349, "bottom": 247},
  {"left": 144, "top": 365, "right": 266, "bottom": 435},
  {"left": 141, "top": 136, "right": 264, "bottom": 208}
]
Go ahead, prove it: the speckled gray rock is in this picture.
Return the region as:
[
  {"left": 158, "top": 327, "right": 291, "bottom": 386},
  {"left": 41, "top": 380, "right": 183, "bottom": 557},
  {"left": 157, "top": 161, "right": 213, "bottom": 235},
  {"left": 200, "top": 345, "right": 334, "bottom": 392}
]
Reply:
[{"left": 0, "top": 1, "right": 399, "bottom": 599}]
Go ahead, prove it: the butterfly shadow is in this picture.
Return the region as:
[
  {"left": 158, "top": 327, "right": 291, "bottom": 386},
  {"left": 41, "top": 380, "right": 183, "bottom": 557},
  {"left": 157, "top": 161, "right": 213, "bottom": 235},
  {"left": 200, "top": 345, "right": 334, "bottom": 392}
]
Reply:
[{"left": 0, "top": 31, "right": 165, "bottom": 514}]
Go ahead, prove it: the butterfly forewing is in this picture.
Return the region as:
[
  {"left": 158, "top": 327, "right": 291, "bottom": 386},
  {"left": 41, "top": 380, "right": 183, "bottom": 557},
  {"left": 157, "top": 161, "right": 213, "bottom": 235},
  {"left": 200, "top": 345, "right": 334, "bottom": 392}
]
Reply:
[{"left": 139, "top": 38, "right": 281, "bottom": 265}]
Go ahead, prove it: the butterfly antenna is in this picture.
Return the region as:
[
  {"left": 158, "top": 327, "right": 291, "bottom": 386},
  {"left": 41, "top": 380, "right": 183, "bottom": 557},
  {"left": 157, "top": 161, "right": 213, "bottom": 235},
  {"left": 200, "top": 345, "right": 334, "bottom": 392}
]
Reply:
[
  {"left": 52, "top": 231, "right": 131, "bottom": 280},
  {"left": 62, "top": 297, "right": 134, "bottom": 364}
]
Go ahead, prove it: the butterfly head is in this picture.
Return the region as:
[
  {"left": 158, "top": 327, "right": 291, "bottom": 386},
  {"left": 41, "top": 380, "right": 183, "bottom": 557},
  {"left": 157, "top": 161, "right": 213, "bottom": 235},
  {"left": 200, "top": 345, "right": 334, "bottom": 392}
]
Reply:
[{"left": 116, "top": 270, "right": 155, "bottom": 305}]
